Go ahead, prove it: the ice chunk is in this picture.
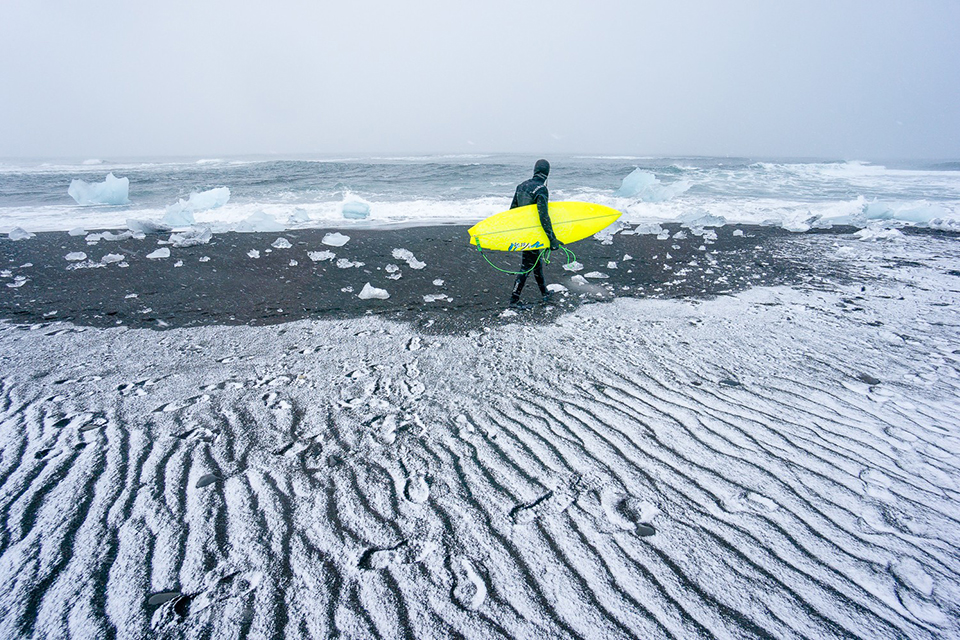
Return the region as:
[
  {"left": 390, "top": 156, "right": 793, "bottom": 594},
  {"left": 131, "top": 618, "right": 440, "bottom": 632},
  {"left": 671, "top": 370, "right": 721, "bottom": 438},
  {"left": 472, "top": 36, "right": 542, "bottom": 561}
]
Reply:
[
  {"left": 584, "top": 271, "right": 609, "bottom": 279},
  {"left": 342, "top": 200, "right": 370, "bottom": 220},
  {"left": 433, "top": 279, "right": 444, "bottom": 286},
  {"left": 547, "top": 283, "right": 567, "bottom": 293},
  {"left": 101, "top": 253, "right": 124, "bottom": 264},
  {"left": 336, "top": 258, "right": 364, "bottom": 268},
  {"left": 615, "top": 168, "right": 691, "bottom": 201},
  {"left": 423, "top": 294, "right": 451, "bottom": 302},
  {"left": 8, "top": 227, "right": 34, "bottom": 241},
  {"left": 358, "top": 283, "right": 389, "bottom": 300},
  {"left": 68, "top": 173, "right": 130, "bottom": 205},
  {"left": 322, "top": 232, "right": 350, "bottom": 247},
  {"left": 168, "top": 226, "right": 212, "bottom": 247},
  {"left": 68, "top": 227, "right": 87, "bottom": 236},
  {"left": 733, "top": 229, "right": 744, "bottom": 237},
  {"left": 247, "top": 249, "right": 260, "bottom": 259},
  {"left": 571, "top": 275, "right": 589, "bottom": 286},
  {"left": 392, "top": 248, "right": 426, "bottom": 269},
  {"left": 272, "top": 237, "right": 292, "bottom": 249},
  {"left": 607, "top": 261, "right": 618, "bottom": 269},
  {"left": 563, "top": 261, "right": 584, "bottom": 272},
  {"left": 307, "top": 250, "right": 336, "bottom": 262},
  {"left": 288, "top": 209, "right": 311, "bottom": 224},
  {"left": 65, "top": 252, "right": 87, "bottom": 261},
  {"left": 163, "top": 187, "right": 230, "bottom": 226},
  {"left": 234, "top": 211, "right": 284, "bottom": 233},
  {"left": 163, "top": 203, "right": 195, "bottom": 227},
  {"left": 127, "top": 219, "right": 171, "bottom": 235},
  {"left": 855, "top": 227, "right": 904, "bottom": 242},
  {"left": 146, "top": 247, "right": 170, "bottom": 259}
]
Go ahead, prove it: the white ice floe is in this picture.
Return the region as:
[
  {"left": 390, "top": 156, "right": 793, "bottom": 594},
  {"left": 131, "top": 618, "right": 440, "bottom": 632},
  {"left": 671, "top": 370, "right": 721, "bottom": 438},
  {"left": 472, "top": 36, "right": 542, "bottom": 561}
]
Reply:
[
  {"left": 8, "top": 227, "right": 34, "bottom": 241},
  {"left": 146, "top": 247, "right": 170, "bottom": 259},
  {"left": 163, "top": 187, "right": 230, "bottom": 227},
  {"left": 101, "top": 253, "right": 124, "bottom": 264},
  {"left": 168, "top": 226, "right": 213, "bottom": 248},
  {"left": 336, "top": 258, "right": 364, "bottom": 269},
  {"left": 307, "top": 250, "right": 336, "bottom": 262},
  {"left": 247, "top": 250, "right": 260, "bottom": 259},
  {"left": 234, "top": 211, "right": 284, "bottom": 233},
  {"left": 392, "top": 248, "right": 426, "bottom": 269},
  {"left": 341, "top": 200, "right": 370, "bottom": 220},
  {"left": 615, "top": 168, "right": 691, "bottom": 201},
  {"left": 855, "top": 226, "right": 905, "bottom": 242},
  {"left": 68, "top": 173, "right": 130, "bottom": 205},
  {"left": 358, "top": 282, "right": 389, "bottom": 299},
  {"left": 65, "top": 252, "right": 87, "bottom": 262},
  {"left": 432, "top": 279, "right": 444, "bottom": 286},
  {"left": 322, "top": 232, "right": 351, "bottom": 247},
  {"left": 86, "top": 230, "right": 141, "bottom": 244},
  {"left": 289, "top": 259, "right": 298, "bottom": 266},
  {"left": 272, "top": 237, "right": 292, "bottom": 249},
  {"left": 607, "top": 261, "right": 618, "bottom": 269}
]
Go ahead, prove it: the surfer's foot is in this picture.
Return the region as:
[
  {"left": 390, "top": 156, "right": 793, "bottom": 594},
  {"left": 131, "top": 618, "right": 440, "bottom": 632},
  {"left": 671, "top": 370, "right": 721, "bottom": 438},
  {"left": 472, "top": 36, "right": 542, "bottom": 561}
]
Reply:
[{"left": 541, "top": 292, "right": 554, "bottom": 304}]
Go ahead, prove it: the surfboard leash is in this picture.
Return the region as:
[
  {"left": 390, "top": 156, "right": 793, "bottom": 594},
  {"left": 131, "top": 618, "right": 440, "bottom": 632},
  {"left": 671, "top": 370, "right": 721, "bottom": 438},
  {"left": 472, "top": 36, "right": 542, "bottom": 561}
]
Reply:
[{"left": 473, "top": 240, "right": 577, "bottom": 276}]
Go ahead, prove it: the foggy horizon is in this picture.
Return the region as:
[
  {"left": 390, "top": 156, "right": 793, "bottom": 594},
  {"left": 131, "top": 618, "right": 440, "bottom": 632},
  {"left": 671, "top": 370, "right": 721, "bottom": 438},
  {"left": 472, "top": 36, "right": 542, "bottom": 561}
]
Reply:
[{"left": 2, "top": 1, "right": 958, "bottom": 161}]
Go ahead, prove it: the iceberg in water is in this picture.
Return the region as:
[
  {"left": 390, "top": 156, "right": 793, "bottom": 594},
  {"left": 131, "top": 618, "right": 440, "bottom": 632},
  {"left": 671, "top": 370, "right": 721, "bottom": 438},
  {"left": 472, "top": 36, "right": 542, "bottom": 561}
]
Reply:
[
  {"left": 234, "top": 211, "right": 285, "bottom": 233},
  {"left": 342, "top": 200, "right": 371, "bottom": 220},
  {"left": 68, "top": 173, "right": 130, "bottom": 205},
  {"left": 615, "top": 168, "right": 691, "bottom": 202},
  {"left": 163, "top": 187, "right": 230, "bottom": 227}
]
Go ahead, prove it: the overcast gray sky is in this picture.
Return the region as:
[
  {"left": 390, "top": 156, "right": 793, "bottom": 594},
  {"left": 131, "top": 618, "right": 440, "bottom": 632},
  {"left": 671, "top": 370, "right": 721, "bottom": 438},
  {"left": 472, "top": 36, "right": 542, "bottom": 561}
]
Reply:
[{"left": 1, "top": 0, "right": 958, "bottom": 159}]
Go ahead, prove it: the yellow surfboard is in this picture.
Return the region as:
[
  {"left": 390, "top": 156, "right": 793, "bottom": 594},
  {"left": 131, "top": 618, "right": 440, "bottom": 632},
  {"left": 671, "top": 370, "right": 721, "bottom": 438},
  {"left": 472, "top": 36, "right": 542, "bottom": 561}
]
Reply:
[{"left": 468, "top": 201, "right": 621, "bottom": 251}]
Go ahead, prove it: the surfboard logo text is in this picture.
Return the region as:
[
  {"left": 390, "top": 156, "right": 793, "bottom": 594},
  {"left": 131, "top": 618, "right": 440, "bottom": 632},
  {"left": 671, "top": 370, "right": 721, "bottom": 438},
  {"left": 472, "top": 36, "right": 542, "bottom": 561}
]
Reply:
[{"left": 508, "top": 241, "right": 544, "bottom": 251}]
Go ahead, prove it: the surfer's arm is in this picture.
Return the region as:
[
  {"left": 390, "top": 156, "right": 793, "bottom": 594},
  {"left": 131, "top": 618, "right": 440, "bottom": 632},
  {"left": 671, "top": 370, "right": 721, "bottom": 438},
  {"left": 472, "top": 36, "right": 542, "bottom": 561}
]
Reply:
[{"left": 534, "top": 186, "right": 560, "bottom": 249}]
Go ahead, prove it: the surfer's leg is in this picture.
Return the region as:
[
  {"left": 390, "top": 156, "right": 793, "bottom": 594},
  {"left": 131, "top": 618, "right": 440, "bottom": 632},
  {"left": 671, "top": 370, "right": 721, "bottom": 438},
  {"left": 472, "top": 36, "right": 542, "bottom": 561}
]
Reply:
[
  {"left": 510, "top": 251, "right": 535, "bottom": 303},
  {"left": 533, "top": 257, "right": 547, "bottom": 296}
]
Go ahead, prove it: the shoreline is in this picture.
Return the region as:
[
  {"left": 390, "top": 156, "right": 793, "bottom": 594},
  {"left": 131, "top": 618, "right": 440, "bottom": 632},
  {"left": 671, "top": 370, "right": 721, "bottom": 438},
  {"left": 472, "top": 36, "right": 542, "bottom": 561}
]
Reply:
[{"left": 0, "top": 223, "right": 952, "bottom": 334}]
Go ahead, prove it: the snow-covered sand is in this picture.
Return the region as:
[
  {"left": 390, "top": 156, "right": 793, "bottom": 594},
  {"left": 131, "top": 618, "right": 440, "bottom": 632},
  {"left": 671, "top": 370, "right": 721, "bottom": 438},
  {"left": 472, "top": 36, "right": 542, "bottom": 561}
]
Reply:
[{"left": 0, "top": 233, "right": 958, "bottom": 638}]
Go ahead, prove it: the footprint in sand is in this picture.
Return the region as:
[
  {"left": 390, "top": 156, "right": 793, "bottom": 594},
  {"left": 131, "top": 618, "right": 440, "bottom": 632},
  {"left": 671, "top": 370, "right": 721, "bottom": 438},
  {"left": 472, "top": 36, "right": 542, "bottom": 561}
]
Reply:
[
  {"left": 149, "top": 566, "right": 263, "bottom": 631},
  {"left": 452, "top": 559, "right": 487, "bottom": 611},
  {"left": 358, "top": 539, "right": 438, "bottom": 570},
  {"left": 404, "top": 474, "right": 430, "bottom": 504},
  {"left": 889, "top": 557, "right": 947, "bottom": 627},
  {"left": 153, "top": 395, "right": 208, "bottom": 413},
  {"left": 510, "top": 481, "right": 579, "bottom": 526},
  {"left": 719, "top": 490, "right": 779, "bottom": 515}
]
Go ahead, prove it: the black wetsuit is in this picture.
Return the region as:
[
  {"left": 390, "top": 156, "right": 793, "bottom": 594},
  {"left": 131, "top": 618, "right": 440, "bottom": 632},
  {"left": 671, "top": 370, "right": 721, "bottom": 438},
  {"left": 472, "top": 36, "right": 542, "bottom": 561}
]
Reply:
[{"left": 510, "top": 161, "right": 559, "bottom": 303}]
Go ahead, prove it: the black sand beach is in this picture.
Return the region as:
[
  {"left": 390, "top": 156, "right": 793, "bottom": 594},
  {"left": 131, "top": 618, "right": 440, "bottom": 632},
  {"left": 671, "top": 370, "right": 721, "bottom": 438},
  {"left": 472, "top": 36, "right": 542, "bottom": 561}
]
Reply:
[{"left": 0, "top": 223, "right": 886, "bottom": 334}]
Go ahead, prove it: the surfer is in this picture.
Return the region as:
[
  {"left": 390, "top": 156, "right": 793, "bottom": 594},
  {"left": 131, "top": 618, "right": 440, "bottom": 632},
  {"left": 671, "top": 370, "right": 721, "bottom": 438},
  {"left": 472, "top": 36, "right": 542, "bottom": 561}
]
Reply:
[{"left": 509, "top": 159, "right": 561, "bottom": 306}]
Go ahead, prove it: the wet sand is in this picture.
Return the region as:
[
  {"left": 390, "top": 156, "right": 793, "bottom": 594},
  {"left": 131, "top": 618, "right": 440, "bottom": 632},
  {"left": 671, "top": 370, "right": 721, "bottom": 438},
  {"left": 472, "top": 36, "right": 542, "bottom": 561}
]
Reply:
[{"left": 0, "top": 223, "right": 907, "bottom": 334}]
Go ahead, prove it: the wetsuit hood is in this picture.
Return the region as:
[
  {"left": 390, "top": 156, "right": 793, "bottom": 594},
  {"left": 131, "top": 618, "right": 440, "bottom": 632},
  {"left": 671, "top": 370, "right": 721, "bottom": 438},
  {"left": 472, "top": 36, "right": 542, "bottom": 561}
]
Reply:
[{"left": 534, "top": 159, "right": 550, "bottom": 179}]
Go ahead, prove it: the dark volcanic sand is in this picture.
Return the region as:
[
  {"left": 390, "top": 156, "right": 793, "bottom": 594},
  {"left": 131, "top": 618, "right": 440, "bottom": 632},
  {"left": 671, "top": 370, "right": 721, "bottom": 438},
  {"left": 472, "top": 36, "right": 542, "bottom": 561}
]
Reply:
[{"left": 0, "top": 223, "right": 892, "bottom": 334}]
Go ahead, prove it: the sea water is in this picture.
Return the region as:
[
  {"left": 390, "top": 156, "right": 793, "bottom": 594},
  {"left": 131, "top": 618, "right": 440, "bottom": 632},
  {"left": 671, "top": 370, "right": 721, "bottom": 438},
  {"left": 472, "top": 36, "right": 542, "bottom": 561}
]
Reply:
[{"left": 1, "top": 154, "right": 958, "bottom": 233}]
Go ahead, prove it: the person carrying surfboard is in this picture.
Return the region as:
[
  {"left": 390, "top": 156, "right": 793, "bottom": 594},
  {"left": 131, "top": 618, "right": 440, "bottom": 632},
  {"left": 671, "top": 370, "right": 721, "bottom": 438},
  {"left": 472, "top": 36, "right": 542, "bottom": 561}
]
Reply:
[{"left": 509, "top": 159, "right": 561, "bottom": 306}]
